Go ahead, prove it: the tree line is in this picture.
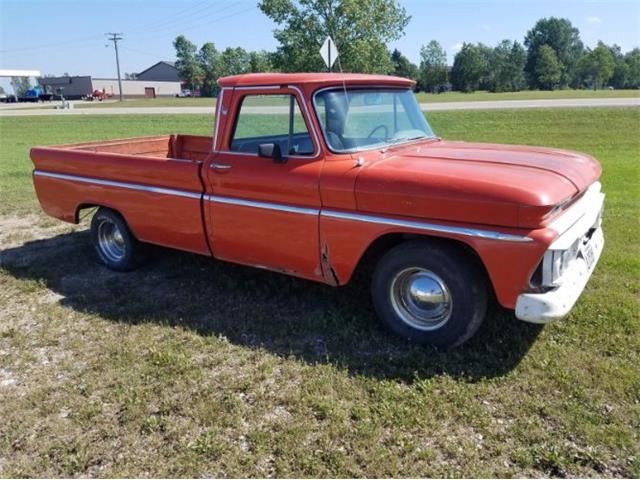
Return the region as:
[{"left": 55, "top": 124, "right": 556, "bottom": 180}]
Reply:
[{"left": 173, "top": 0, "right": 640, "bottom": 95}]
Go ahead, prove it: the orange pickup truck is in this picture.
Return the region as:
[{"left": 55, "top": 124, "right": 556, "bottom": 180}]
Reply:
[{"left": 31, "top": 73, "right": 605, "bottom": 347}]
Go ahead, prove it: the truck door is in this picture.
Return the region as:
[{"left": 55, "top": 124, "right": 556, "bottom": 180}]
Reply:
[{"left": 203, "top": 86, "right": 324, "bottom": 282}]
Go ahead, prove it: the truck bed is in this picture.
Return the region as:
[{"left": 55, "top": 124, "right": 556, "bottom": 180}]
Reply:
[
  {"left": 56, "top": 134, "right": 212, "bottom": 161},
  {"left": 31, "top": 134, "right": 213, "bottom": 256}
]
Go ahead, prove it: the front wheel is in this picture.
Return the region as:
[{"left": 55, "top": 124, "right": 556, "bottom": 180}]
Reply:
[
  {"left": 371, "top": 240, "right": 488, "bottom": 347},
  {"left": 91, "top": 208, "right": 145, "bottom": 271}
]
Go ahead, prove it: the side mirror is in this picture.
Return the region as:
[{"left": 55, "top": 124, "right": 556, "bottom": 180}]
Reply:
[{"left": 258, "top": 143, "right": 286, "bottom": 164}]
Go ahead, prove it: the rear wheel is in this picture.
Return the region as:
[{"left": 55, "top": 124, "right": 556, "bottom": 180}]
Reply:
[
  {"left": 91, "top": 208, "right": 145, "bottom": 271},
  {"left": 371, "top": 240, "right": 488, "bottom": 347}
]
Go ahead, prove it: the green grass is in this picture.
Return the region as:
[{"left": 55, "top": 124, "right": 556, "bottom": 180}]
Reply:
[
  {"left": 6, "top": 88, "right": 637, "bottom": 110},
  {"left": 80, "top": 88, "right": 640, "bottom": 106},
  {"left": 76, "top": 97, "right": 217, "bottom": 108},
  {"left": 416, "top": 88, "right": 640, "bottom": 103},
  {"left": 0, "top": 109, "right": 638, "bottom": 477}
]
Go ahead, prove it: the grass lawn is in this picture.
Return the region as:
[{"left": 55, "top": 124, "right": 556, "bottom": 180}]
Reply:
[
  {"left": 5, "top": 88, "right": 637, "bottom": 110},
  {"left": 0, "top": 108, "right": 638, "bottom": 477},
  {"left": 76, "top": 97, "right": 217, "bottom": 108},
  {"left": 415, "top": 88, "right": 640, "bottom": 103}
]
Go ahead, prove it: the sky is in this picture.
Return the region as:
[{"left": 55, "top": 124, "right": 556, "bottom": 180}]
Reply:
[{"left": 1, "top": 0, "right": 639, "bottom": 91}]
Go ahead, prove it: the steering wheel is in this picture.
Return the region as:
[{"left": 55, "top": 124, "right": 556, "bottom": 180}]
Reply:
[{"left": 367, "top": 124, "right": 389, "bottom": 139}]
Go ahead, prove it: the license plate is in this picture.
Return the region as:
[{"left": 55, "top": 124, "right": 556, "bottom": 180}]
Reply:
[
  {"left": 581, "top": 229, "right": 602, "bottom": 271},
  {"left": 582, "top": 241, "right": 596, "bottom": 270}
]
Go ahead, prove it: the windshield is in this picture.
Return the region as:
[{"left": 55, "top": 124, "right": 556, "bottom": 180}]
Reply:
[{"left": 313, "top": 88, "right": 435, "bottom": 153}]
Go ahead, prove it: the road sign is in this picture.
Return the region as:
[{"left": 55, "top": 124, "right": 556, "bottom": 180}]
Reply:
[{"left": 319, "top": 37, "right": 339, "bottom": 71}]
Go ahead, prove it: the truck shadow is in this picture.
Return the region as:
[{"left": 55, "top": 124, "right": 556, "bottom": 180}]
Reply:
[{"left": 1, "top": 230, "right": 543, "bottom": 383}]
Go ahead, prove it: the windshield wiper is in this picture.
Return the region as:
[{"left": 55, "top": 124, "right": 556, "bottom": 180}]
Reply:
[{"left": 387, "top": 135, "right": 428, "bottom": 145}]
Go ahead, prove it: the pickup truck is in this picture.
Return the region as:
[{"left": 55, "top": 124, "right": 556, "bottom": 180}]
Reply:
[{"left": 31, "top": 73, "right": 605, "bottom": 347}]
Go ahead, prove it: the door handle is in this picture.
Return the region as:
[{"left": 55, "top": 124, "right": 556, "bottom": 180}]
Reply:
[{"left": 211, "top": 163, "right": 232, "bottom": 171}]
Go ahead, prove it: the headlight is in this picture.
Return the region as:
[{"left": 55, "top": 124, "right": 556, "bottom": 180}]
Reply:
[
  {"left": 547, "top": 241, "right": 580, "bottom": 286},
  {"left": 531, "top": 239, "right": 581, "bottom": 289}
]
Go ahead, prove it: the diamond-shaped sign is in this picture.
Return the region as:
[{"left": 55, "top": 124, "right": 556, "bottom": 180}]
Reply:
[{"left": 319, "top": 37, "right": 339, "bottom": 70}]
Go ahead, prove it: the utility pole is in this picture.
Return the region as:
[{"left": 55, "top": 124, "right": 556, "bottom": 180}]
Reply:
[{"left": 105, "top": 33, "right": 123, "bottom": 101}]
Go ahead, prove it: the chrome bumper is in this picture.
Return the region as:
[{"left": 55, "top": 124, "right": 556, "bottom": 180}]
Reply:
[
  {"left": 515, "top": 227, "right": 604, "bottom": 323},
  {"left": 515, "top": 182, "right": 605, "bottom": 324}
]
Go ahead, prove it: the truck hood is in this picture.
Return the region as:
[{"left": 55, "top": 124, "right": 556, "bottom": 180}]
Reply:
[{"left": 355, "top": 140, "right": 602, "bottom": 229}]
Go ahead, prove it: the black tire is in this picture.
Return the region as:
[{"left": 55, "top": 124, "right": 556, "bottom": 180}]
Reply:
[
  {"left": 90, "top": 208, "right": 145, "bottom": 271},
  {"left": 371, "top": 240, "right": 488, "bottom": 347}
]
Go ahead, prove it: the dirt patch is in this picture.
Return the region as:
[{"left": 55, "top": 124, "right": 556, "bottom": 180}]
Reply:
[{"left": 0, "top": 213, "right": 81, "bottom": 249}]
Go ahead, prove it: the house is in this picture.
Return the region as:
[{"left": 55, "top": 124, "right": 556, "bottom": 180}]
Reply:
[{"left": 135, "top": 61, "right": 180, "bottom": 82}]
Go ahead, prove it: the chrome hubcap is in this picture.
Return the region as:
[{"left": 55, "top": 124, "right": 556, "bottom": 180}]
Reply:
[
  {"left": 390, "top": 267, "right": 452, "bottom": 330},
  {"left": 97, "top": 219, "right": 126, "bottom": 263}
]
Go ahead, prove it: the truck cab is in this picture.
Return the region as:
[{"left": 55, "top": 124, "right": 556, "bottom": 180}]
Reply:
[{"left": 31, "top": 73, "right": 605, "bottom": 347}]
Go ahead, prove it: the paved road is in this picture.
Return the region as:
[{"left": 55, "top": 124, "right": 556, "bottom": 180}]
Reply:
[{"left": 1, "top": 97, "right": 638, "bottom": 116}]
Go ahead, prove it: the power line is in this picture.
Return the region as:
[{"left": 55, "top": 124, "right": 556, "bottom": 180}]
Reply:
[
  {"left": 0, "top": 35, "right": 103, "bottom": 54},
  {"left": 129, "top": 0, "right": 221, "bottom": 35},
  {"left": 0, "top": 0, "right": 228, "bottom": 54},
  {"left": 119, "top": 45, "right": 166, "bottom": 59},
  {"left": 0, "top": 2, "right": 257, "bottom": 57},
  {"left": 133, "top": 4, "right": 256, "bottom": 42}
]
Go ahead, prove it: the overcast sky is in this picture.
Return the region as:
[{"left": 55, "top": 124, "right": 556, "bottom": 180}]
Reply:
[{"left": 1, "top": 0, "right": 639, "bottom": 90}]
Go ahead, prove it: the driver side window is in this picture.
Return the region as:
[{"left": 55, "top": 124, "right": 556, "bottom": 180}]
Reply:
[{"left": 230, "top": 94, "right": 314, "bottom": 156}]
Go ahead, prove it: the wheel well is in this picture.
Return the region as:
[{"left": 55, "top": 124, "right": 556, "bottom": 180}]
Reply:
[
  {"left": 75, "top": 204, "right": 100, "bottom": 223},
  {"left": 354, "top": 233, "right": 495, "bottom": 298}
]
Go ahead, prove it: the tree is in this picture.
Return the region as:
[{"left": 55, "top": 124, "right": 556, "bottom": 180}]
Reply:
[
  {"left": 197, "top": 42, "right": 221, "bottom": 96},
  {"left": 418, "top": 41, "right": 448, "bottom": 92},
  {"left": 258, "top": 0, "right": 410, "bottom": 73},
  {"left": 576, "top": 42, "right": 615, "bottom": 89},
  {"left": 524, "top": 17, "right": 583, "bottom": 88},
  {"left": 219, "top": 47, "right": 251, "bottom": 77},
  {"left": 475, "top": 43, "right": 494, "bottom": 91},
  {"left": 124, "top": 72, "right": 138, "bottom": 80},
  {"left": 450, "top": 43, "right": 486, "bottom": 92},
  {"left": 534, "top": 45, "right": 562, "bottom": 90},
  {"left": 485, "top": 40, "right": 526, "bottom": 92},
  {"left": 607, "top": 44, "right": 629, "bottom": 89},
  {"left": 625, "top": 48, "right": 640, "bottom": 88},
  {"left": 248, "top": 50, "right": 275, "bottom": 72},
  {"left": 173, "top": 35, "right": 202, "bottom": 90},
  {"left": 390, "top": 49, "right": 418, "bottom": 82},
  {"left": 10, "top": 77, "right": 31, "bottom": 97}
]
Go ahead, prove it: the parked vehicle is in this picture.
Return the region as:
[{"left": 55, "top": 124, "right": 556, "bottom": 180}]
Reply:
[
  {"left": 176, "top": 89, "right": 192, "bottom": 98},
  {"left": 18, "top": 86, "right": 53, "bottom": 102},
  {"left": 82, "top": 89, "right": 112, "bottom": 101},
  {"left": 30, "top": 73, "right": 605, "bottom": 347}
]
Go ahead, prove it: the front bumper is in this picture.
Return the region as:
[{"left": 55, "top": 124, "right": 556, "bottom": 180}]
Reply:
[
  {"left": 515, "top": 227, "right": 604, "bottom": 323},
  {"left": 515, "top": 182, "right": 605, "bottom": 324}
]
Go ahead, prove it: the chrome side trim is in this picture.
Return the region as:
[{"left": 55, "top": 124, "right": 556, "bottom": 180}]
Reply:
[
  {"left": 233, "top": 85, "right": 282, "bottom": 91},
  {"left": 321, "top": 210, "right": 533, "bottom": 242},
  {"left": 33, "top": 170, "right": 202, "bottom": 200},
  {"left": 35, "top": 170, "right": 532, "bottom": 242},
  {"left": 206, "top": 194, "right": 319, "bottom": 216},
  {"left": 205, "top": 192, "right": 532, "bottom": 242}
]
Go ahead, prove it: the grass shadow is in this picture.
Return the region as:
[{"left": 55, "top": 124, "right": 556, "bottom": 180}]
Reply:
[{"left": 1, "top": 230, "right": 543, "bottom": 382}]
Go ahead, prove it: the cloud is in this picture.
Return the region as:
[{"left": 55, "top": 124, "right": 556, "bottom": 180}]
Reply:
[
  {"left": 450, "top": 43, "right": 463, "bottom": 54},
  {"left": 586, "top": 15, "right": 602, "bottom": 24}
]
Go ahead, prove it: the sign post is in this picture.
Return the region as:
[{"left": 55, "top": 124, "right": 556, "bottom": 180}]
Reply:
[{"left": 319, "top": 37, "right": 339, "bottom": 72}]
